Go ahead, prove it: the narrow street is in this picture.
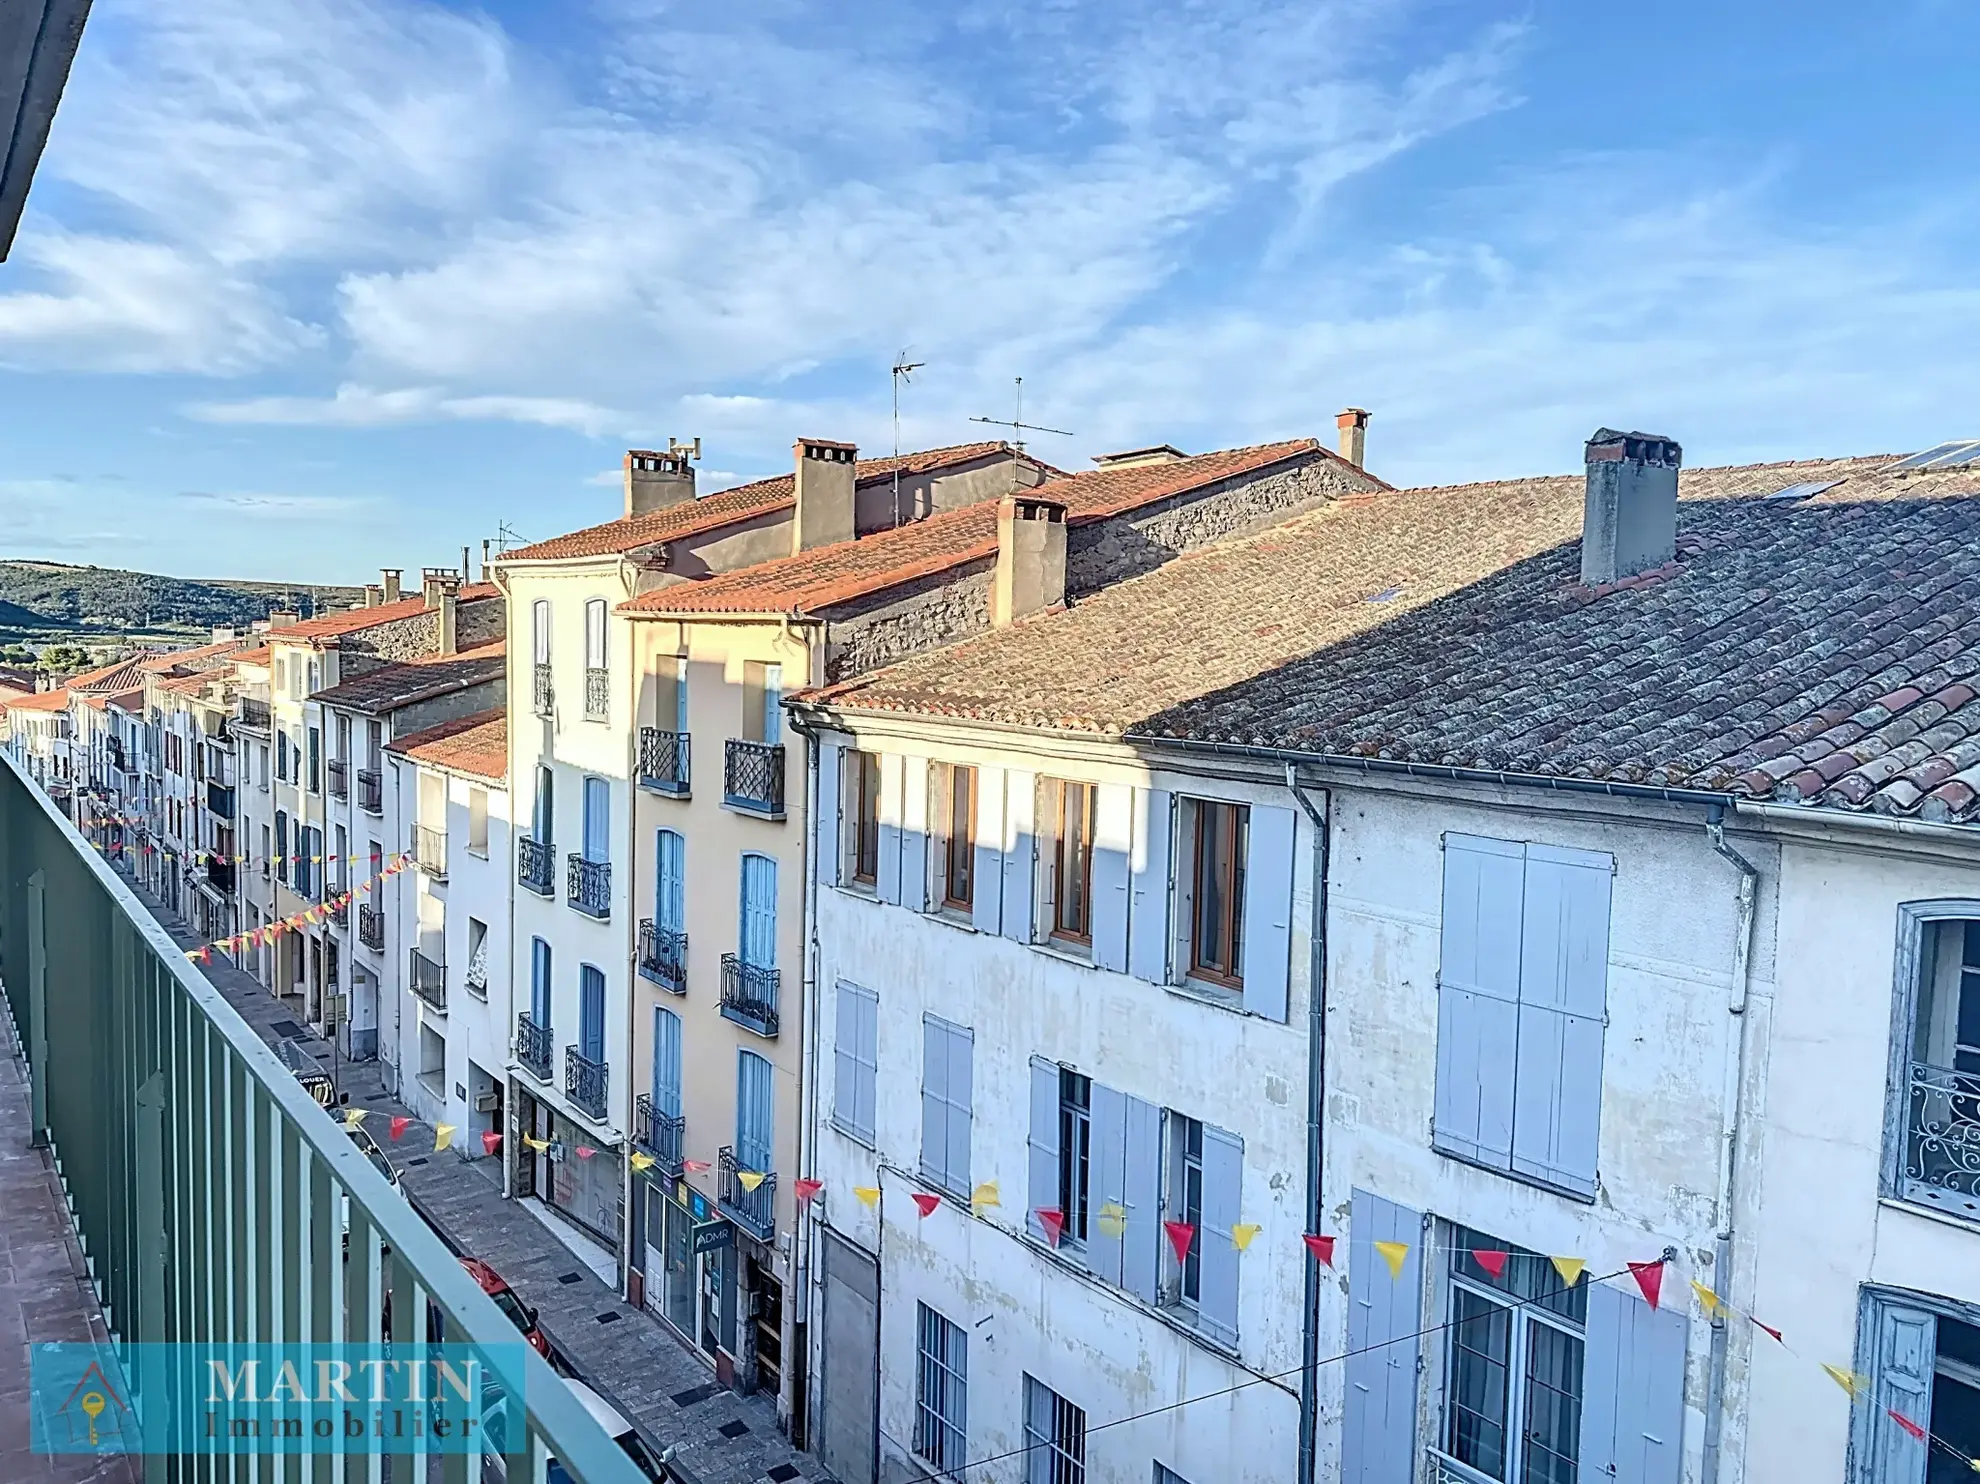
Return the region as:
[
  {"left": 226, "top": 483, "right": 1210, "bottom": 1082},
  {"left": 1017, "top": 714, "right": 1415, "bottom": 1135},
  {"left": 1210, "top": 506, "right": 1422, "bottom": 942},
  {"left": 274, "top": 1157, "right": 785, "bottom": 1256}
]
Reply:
[{"left": 115, "top": 866, "right": 820, "bottom": 1484}]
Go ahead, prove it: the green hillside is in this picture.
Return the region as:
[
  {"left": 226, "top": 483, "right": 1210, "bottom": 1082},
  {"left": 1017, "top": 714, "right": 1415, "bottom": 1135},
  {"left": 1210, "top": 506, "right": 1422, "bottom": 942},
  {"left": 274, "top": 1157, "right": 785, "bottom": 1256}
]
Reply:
[{"left": 0, "top": 560, "right": 362, "bottom": 633}]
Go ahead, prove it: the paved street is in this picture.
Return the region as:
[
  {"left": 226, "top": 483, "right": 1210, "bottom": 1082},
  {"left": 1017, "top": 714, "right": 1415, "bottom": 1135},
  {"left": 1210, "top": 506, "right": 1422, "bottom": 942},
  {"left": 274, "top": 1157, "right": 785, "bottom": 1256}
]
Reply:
[{"left": 117, "top": 868, "right": 821, "bottom": 1484}]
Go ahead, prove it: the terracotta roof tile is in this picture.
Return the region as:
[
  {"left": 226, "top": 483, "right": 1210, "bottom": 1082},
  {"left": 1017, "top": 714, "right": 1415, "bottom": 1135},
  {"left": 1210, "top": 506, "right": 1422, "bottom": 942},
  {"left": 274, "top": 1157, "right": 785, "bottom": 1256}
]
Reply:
[
  {"left": 622, "top": 439, "right": 1345, "bottom": 617},
  {"left": 506, "top": 442, "right": 1031, "bottom": 563},
  {"left": 8, "top": 688, "right": 71, "bottom": 712},
  {"left": 311, "top": 641, "right": 505, "bottom": 713},
  {"left": 385, "top": 707, "right": 507, "bottom": 782},
  {"left": 229, "top": 646, "right": 272, "bottom": 667},
  {"left": 806, "top": 451, "right": 1980, "bottom": 822},
  {"left": 267, "top": 585, "right": 498, "bottom": 644}
]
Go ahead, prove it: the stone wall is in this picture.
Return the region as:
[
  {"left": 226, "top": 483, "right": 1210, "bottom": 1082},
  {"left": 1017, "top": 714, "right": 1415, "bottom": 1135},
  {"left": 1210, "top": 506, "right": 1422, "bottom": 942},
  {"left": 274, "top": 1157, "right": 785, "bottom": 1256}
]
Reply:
[
  {"left": 390, "top": 679, "right": 506, "bottom": 742},
  {"left": 1067, "top": 453, "right": 1378, "bottom": 595},
  {"left": 343, "top": 596, "right": 506, "bottom": 667},
  {"left": 822, "top": 560, "right": 995, "bottom": 684}
]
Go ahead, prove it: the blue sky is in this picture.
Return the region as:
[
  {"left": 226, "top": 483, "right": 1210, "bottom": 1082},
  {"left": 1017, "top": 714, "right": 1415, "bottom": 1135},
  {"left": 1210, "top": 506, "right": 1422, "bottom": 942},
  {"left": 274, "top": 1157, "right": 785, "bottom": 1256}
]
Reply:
[{"left": 4, "top": 0, "right": 1980, "bottom": 584}]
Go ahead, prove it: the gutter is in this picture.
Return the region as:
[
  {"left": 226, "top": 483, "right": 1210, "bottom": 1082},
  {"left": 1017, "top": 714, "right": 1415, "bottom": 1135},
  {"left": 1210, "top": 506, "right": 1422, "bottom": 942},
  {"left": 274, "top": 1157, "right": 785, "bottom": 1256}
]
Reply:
[{"left": 1281, "top": 764, "right": 1329, "bottom": 1484}]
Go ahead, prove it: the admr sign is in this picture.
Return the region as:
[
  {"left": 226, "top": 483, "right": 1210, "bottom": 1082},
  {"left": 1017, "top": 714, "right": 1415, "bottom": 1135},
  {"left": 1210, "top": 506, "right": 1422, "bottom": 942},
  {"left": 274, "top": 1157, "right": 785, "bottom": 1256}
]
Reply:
[{"left": 691, "top": 1219, "right": 734, "bottom": 1257}]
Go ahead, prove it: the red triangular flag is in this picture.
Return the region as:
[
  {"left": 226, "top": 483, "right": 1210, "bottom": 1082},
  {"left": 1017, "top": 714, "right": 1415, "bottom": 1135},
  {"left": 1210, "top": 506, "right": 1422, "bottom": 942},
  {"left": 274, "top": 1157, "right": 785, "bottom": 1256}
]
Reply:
[
  {"left": 1629, "top": 1259, "right": 1665, "bottom": 1310},
  {"left": 1751, "top": 1316, "right": 1784, "bottom": 1344},
  {"left": 1164, "top": 1220, "right": 1196, "bottom": 1264},
  {"left": 576, "top": 1145, "right": 596, "bottom": 1159},
  {"left": 683, "top": 1159, "right": 711, "bottom": 1174},
  {"left": 481, "top": 1130, "right": 502, "bottom": 1156},
  {"left": 1304, "top": 1234, "right": 1336, "bottom": 1266},
  {"left": 911, "top": 1192, "right": 940, "bottom": 1219},
  {"left": 388, "top": 1115, "right": 411, "bottom": 1142},
  {"left": 1036, "top": 1208, "right": 1065, "bottom": 1247},
  {"left": 793, "top": 1178, "right": 823, "bottom": 1205},
  {"left": 1888, "top": 1408, "right": 1927, "bottom": 1442},
  {"left": 1472, "top": 1249, "right": 1509, "bottom": 1279}
]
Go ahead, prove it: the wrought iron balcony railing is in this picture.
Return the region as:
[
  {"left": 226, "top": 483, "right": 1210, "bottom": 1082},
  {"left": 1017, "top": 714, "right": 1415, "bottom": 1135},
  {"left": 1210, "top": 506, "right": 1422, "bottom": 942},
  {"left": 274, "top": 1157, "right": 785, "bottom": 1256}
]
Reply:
[
  {"left": 567, "top": 854, "right": 610, "bottom": 919},
  {"left": 637, "top": 919, "right": 687, "bottom": 994},
  {"left": 357, "top": 903, "right": 385, "bottom": 950},
  {"left": 718, "top": 1145, "right": 777, "bottom": 1241},
  {"left": 719, "top": 954, "right": 780, "bottom": 1037},
  {"left": 515, "top": 1012, "right": 553, "bottom": 1080},
  {"left": 633, "top": 1094, "right": 685, "bottom": 1177},
  {"left": 236, "top": 695, "right": 271, "bottom": 731},
  {"left": 723, "top": 739, "right": 786, "bottom": 818},
  {"left": 566, "top": 1046, "right": 608, "bottom": 1121},
  {"left": 637, "top": 727, "right": 691, "bottom": 796},
  {"left": 584, "top": 666, "right": 609, "bottom": 721},
  {"left": 326, "top": 757, "right": 348, "bottom": 799},
  {"left": 409, "top": 947, "right": 447, "bottom": 1013},
  {"left": 533, "top": 662, "right": 554, "bottom": 717},
  {"left": 205, "top": 855, "right": 235, "bottom": 893},
  {"left": 327, "top": 889, "right": 348, "bottom": 926},
  {"left": 414, "top": 824, "right": 448, "bottom": 879},
  {"left": 357, "top": 766, "right": 383, "bottom": 815},
  {"left": 1903, "top": 1058, "right": 1980, "bottom": 1219},
  {"left": 518, "top": 835, "right": 555, "bottom": 897},
  {"left": 206, "top": 781, "right": 236, "bottom": 820}
]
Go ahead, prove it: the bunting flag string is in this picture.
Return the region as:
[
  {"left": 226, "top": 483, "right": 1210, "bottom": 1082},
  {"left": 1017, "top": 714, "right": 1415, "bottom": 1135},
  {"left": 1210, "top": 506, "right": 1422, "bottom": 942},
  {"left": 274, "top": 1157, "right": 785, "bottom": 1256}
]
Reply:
[
  {"left": 388, "top": 1115, "right": 411, "bottom": 1142},
  {"left": 1163, "top": 1221, "right": 1196, "bottom": 1265},
  {"left": 737, "top": 1170, "right": 767, "bottom": 1192},
  {"left": 1036, "top": 1208, "right": 1065, "bottom": 1247},
  {"left": 170, "top": 852, "right": 413, "bottom": 964},
  {"left": 432, "top": 1124, "right": 456, "bottom": 1153},
  {"left": 970, "top": 1182, "right": 1001, "bottom": 1212},
  {"left": 910, "top": 1193, "right": 941, "bottom": 1219},
  {"left": 1231, "top": 1223, "right": 1261, "bottom": 1253},
  {"left": 629, "top": 1151, "right": 656, "bottom": 1173},
  {"left": 1373, "top": 1240, "right": 1410, "bottom": 1280},
  {"left": 793, "top": 1178, "right": 823, "bottom": 1205},
  {"left": 852, "top": 1186, "right": 881, "bottom": 1209},
  {"left": 1303, "top": 1234, "right": 1335, "bottom": 1267}
]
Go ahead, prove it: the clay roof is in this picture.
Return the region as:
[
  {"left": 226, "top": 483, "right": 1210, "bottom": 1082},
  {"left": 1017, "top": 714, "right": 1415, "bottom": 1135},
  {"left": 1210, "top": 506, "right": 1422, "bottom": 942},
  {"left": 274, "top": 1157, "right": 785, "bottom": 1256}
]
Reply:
[
  {"left": 805, "top": 451, "right": 1980, "bottom": 823},
  {"left": 66, "top": 656, "right": 150, "bottom": 693},
  {"left": 8, "top": 688, "right": 71, "bottom": 713},
  {"left": 266, "top": 585, "right": 498, "bottom": 645},
  {"left": 385, "top": 707, "right": 507, "bottom": 783},
  {"left": 138, "top": 637, "right": 246, "bottom": 673},
  {"left": 621, "top": 439, "right": 1342, "bottom": 618},
  {"left": 505, "top": 442, "right": 1033, "bottom": 563},
  {"left": 311, "top": 641, "right": 505, "bottom": 713},
  {"left": 229, "top": 646, "right": 272, "bottom": 667}
]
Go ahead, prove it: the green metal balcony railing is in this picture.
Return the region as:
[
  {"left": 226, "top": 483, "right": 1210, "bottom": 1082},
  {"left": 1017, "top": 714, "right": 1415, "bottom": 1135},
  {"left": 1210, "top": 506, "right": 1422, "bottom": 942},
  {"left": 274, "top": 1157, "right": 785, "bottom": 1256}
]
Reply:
[{"left": 0, "top": 749, "right": 648, "bottom": 1484}]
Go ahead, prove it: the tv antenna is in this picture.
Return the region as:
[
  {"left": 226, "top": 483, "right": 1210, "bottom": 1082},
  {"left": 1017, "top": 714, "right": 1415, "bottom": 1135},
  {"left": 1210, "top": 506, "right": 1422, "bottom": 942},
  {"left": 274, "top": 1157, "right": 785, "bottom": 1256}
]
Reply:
[
  {"left": 891, "top": 351, "right": 925, "bottom": 526},
  {"left": 494, "top": 521, "right": 525, "bottom": 554},
  {"left": 970, "top": 377, "right": 1072, "bottom": 484}
]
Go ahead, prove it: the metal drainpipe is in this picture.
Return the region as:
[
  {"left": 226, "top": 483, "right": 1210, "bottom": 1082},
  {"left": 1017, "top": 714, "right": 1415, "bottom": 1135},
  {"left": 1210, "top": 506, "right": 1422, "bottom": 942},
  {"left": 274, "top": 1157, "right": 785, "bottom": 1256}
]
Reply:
[
  {"left": 1701, "top": 803, "right": 1759, "bottom": 1484},
  {"left": 789, "top": 710, "right": 825, "bottom": 1450},
  {"left": 1283, "top": 763, "right": 1330, "bottom": 1484}
]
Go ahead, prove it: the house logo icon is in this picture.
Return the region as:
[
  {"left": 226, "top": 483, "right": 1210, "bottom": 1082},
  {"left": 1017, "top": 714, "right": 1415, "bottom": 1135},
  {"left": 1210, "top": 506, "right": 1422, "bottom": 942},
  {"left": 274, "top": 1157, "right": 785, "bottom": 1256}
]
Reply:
[{"left": 54, "top": 1359, "right": 130, "bottom": 1450}]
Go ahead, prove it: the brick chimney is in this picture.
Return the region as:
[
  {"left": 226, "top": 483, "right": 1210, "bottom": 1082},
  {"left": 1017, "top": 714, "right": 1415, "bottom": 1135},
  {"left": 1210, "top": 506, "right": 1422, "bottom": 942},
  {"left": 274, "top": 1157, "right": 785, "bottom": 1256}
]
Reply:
[
  {"left": 1581, "top": 428, "right": 1681, "bottom": 585},
  {"left": 791, "top": 439, "right": 857, "bottom": 554},
  {"left": 625, "top": 447, "right": 697, "bottom": 518},
  {"left": 991, "top": 493, "right": 1068, "bottom": 627},
  {"left": 1336, "top": 408, "right": 1370, "bottom": 468},
  {"left": 381, "top": 568, "right": 402, "bottom": 604}
]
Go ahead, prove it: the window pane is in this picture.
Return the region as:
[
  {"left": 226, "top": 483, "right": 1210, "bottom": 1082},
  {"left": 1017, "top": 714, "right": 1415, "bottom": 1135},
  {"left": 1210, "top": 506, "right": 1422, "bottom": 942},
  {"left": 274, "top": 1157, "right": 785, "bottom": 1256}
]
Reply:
[
  {"left": 1447, "top": 1287, "right": 1511, "bottom": 1480},
  {"left": 946, "top": 766, "right": 975, "bottom": 907},
  {"left": 1521, "top": 1322, "right": 1584, "bottom": 1484},
  {"left": 1056, "top": 783, "right": 1093, "bottom": 938}
]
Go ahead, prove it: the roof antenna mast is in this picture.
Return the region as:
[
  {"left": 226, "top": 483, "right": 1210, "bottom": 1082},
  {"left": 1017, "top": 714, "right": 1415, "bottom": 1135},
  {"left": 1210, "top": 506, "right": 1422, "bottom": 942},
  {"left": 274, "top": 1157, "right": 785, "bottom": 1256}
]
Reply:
[
  {"left": 891, "top": 350, "right": 925, "bottom": 527},
  {"left": 970, "top": 376, "right": 1074, "bottom": 490}
]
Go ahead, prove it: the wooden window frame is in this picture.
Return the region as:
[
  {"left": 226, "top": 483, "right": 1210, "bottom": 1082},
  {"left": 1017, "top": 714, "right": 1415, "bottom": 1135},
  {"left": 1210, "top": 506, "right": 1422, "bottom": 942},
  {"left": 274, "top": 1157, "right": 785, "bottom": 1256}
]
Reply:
[
  {"left": 1187, "top": 800, "right": 1248, "bottom": 990},
  {"left": 941, "top": 763, "right": 976, "bottom": 911},
  {"left": 1050, "top": 780, "right": 1096, "bottom": 946},
  {"left": 851, "top": 751, "right": 881, "bottom": 886}
]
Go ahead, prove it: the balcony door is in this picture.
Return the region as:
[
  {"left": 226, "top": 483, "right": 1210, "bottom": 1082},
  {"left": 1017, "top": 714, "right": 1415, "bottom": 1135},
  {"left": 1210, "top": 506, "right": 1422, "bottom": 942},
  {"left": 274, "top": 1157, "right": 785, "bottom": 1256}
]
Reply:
[
  {"left": 531, "top": 937, "right": 551, "bottom": 1029},
  {"left": 579, "top": 964, "right": 606, "bottom": 1064},
  {"left": 737, "top": 1049, "right": 773, "bottom": 1172},
  {"left": 656, "top": 829, "right": 685, "bottom": 934},
  {"left": 653, "top": 1006, "right": 682, "bottom": 1118},
  {"left": 533, "top": 765, "right": 553, "bottom": 844},
  {"left": 582, "top": 776, "right": 609, "bottom": 864},
  {"left": 740, "top": 853, "right": 777, "bottom": 969}
]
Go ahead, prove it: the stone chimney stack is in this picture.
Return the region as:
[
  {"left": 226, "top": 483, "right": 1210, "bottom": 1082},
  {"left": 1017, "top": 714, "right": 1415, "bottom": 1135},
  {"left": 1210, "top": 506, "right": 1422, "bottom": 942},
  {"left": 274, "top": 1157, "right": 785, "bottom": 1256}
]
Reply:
[
  {"left": 436, "top": 577, "right": 461, "bottom": 656},
  {"left": 363, "top": 584, "right": 383, "bottom": 608},
  {"left": 791, "top": 438, "right": 858, "bottom": 554},
  {"left": 381, "top": 569, "right": 402, "bottom": 605},
  {"left": 268, "top": 609, "right": 298, "bottom": 629},
  {"left": 1581, "top": 428, "right": 1681, "bottom": 586},
  {"left": 991, "top": 493, "right": 1068, "bottom": 627},
  {"left": 421, "top": 568, "right": 456, "bottom": 608},
  {"left": 625, "top": 445, "right": 698, "bottom": 518},
  {"left": 1336, "top": 408, "right": 1370, "bottom": 468}
]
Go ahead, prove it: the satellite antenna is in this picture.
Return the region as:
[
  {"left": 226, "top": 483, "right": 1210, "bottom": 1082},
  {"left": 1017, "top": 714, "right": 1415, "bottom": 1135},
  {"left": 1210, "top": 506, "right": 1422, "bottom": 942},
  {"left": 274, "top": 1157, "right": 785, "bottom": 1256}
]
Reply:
[
  {"left": 891, "top": 351, "right": 925, "bottom": 527},
  {"left": 970, "top": 377, "right": 1073, "bottom": 490}
]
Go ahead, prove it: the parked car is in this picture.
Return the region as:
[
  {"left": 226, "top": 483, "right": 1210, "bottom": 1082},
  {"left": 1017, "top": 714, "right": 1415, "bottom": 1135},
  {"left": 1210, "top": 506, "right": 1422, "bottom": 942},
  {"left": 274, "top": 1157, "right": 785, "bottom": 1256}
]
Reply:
[
  {"left": 479, "top": 1377, "right": 669, "bottom": 1483},
  {"left": 340, "top": 1122, "right": 402, "bottom": 1257},
  {"left": 459, "top": 1256, "right": 551, "bottom": 1360}
]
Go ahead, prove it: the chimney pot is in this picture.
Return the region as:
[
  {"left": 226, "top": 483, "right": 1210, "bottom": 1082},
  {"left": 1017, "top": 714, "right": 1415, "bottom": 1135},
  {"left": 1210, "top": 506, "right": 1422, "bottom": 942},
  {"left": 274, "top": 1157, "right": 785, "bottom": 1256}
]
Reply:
[
  {"left": 268, "top": 609, "right": 299, "bottom": 630},
  {"left": 992, "top": 493, "right": 1068, "bottom": 627},
  {"left": 791, "top": 438, "right": 858, "bottom": 554},
  {"left": 1336, "top": 408, "right": 1370, "bottom": 468},
  {"left": 363, "top": 584, "right": 383, "bottom": 608},
  {"left": 381, "top": 569, "right": 402, "bottom": 605},
  {"left": 437, "top": 587, "right": 459, "bottom": 656},
  {"left": 1581, "top": 427, "right": 1681, "bottom": 586},
  {"left": 625, "top": 448, "right": 698, "bottom": 518}
]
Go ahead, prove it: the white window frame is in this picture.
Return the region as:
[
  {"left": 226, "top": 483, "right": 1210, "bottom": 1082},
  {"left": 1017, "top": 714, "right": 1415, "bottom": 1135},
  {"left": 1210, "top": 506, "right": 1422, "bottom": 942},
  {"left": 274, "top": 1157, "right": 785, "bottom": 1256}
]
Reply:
[{"left": 915, "top": 1302, "right": 968, "bottom": 1476}]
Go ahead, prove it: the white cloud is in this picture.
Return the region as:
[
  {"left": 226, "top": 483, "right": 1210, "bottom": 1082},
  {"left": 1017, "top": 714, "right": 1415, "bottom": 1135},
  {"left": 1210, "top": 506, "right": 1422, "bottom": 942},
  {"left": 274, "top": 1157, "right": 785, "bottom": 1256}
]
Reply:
[
  {"left": 174, "top": 490, "right": 374, "bottom": 519},
  {"left": 185, "top": 383, "right": 616, "bottom": 435}
]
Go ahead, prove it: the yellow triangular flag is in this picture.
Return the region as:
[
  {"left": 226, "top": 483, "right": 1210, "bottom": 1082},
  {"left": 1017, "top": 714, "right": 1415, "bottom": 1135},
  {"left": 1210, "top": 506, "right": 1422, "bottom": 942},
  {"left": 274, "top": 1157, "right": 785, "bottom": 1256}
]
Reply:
[
  {"left": 343, "top": 1109, "right": 367, "bottom": 1129},
  {"left": 738, "top": 1170, "right": 767, "bottom": 1192},
  {"left": 971, "top": 1181, "right": 1001, "bottom": 1210},
  {"left": 1822, "top": 1364, "right": 1866, "bottom": 1399},
  {"left": 629, "top": 1152, "right": 655, "bottom": 1173},
  {"left": 1690, "top": 1279, "right": 1724, "bottom": 1318},
  {"left": 1096, "top": 1201, "right": 1127, "bottom": 1237},
  {"left": 524, "top": 1135, "right": 550, "bottom": 1153},
  {"left": 853, "top": 1185, "right": 881, "bottom": 1208},
  {"left": 1551, "top": 1255, "right": 1586, "bottom": 1288},
  {"left": 1231, "top": 1223, "right": 1262, "bottom": 1252},
  {"left": 433, "top": 1124, "right": 456, "bottom": 1152},
  {"left": 1374, "top": 1240, "right": 1409, "bottom": 1279}
]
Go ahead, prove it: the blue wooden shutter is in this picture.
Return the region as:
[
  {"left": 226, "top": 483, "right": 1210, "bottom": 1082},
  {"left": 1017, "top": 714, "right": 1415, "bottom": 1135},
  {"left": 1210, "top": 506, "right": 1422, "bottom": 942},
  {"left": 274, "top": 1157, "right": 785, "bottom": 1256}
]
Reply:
[
  {"left": 1128, "top": 789, "right": 1174, "bottom": 984},
  {"left": 1120, "top": 1096, "right": 1161, "bottom": 1303},
  {"left": 653, "top": 1006, "right": 682, "bottom": 1117},
  {"left": 945, "top": 1022, "right": 973, "bottom": 1193},
  {"left": 737, "top": 1051, "right": 774, "bottom": 1170},
  {"left": 579, "top": 965, "right": 605, "bottom": 1061},
  {"left": 1026, "top": 1057, "right": 1059, "bottom": 1242},
  {"left": 1512, "top": 843, "right": 1611, "bottom": 1195},
  {"left": 818, "top": 743, "right": 843, "bottom": 889},
  {"left": 741, "top": 854, "right": 777, "bottom": 967},
  {"left": 972, "top": 766, "right": 1005, "bottom": 936},
  {"left": 1088, "top": 1083, "right": 1128, "bottom": 1285},
  {"left": 761, "top": 662, "right": 782, "bottom": 743},
  {"left": 1198, "top": 1124, "right": 1242, "bottom": 1346},
  {"left": 1000, "top": 771, "right": 1035, "bottom": 943},
  {"left": 656, "top": 829, "right": 684, "bottom": 932},
  {"left": 582, "top": 776, "right": 609, "bottom": 863},
  {"left": 856, "top": 987, "right": 878, "bottom": 1140},
  {"left": 1241, "top": 804, "right": 1295, "bottom": 1021},
  {"left": 1342, "top": 1188, "right": 1421, "bottom": 1484},
  {"left": 1090, "top": 783, "right": 1133, "bottom": 972},
  {"left": 1434, "top": 835, "right": 1523, "bottom": 1169},
  {"left": 834, "top": 982, "right": 875, "bottom": 1141},
  {"left": 1864, "top": 1303, "right": 1936, "bottom": 1484},
  {"left": 920, "top": 1016, "right": 950, "bottom": 1187},
  {"left": 1579, "top": 1280, "right": 1689, "bottom": 1484},
  {"left": 531, "top": 938, "right": 551, "bottom": 1027},
  {"left": 900, "top": 759, "right": 929, "bottom": 912},
  {"left": 877, "top": 754, "right": 904, "bottom": 906}
]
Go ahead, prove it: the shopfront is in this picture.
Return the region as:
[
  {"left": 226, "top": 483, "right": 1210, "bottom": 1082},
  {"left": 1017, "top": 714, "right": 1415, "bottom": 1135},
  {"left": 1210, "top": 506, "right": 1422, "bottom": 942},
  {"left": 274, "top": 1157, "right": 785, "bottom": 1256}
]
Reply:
[
  {"left": 642, "top": 1176, "right": 739, "bottom": 1364},
  {"left": 512, "top": 1087, "right": 624, "bottom": 1253}
]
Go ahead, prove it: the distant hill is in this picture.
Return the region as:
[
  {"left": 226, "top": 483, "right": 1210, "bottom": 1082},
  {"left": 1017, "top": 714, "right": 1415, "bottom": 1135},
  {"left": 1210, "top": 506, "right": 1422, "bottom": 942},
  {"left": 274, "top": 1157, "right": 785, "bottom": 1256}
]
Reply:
[{"left": 0, "top": 560, "right": 364, "bottom": 632}]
